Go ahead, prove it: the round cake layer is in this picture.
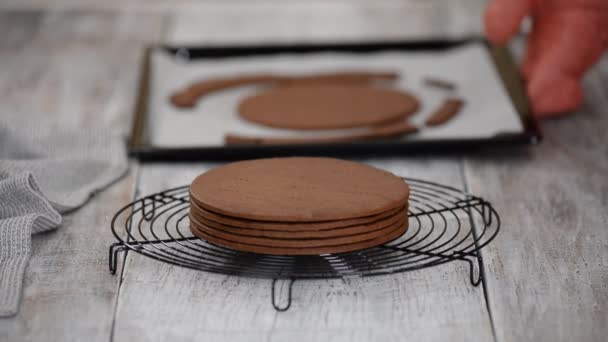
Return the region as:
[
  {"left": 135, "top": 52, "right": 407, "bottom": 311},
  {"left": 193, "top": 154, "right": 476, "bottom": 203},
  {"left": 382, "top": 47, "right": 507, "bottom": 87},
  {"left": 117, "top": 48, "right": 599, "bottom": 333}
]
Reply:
[
  {"left": 189, "top": 157, "right": 409, "bottom": 222},
  {"left": 191, "top": 219, "right": 407, "bottom": 255},
  {"left": 238, "top": 84, "right": 419, "bottom": 130},
  {"left": 190, "top": 207, "right": 406, "bottom": 239},
  {"left": 189, "top": 200, "right": 406, "bottom": 232},
  {"left": 190, "top": 214, "right": 405, "bottom": 249}
]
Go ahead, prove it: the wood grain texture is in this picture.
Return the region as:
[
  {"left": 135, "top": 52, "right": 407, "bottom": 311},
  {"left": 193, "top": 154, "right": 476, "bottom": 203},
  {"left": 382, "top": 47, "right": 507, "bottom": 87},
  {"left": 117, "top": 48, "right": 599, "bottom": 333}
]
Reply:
[
  {"left": 0, "top": 10, "right": 167, "bottom": 134},
  {"left": 463, "top": 51, "right": 608, "bottom": 342},
  {"left": 0, "top": 1, "right": 487, "bottom": 45},
  {"left": 2, "top": 4, "right": 607, "bottom": 342},
  {"left": 112, "top": 160, "right": 495, "bottom": 342},
  {"left": 0, "top": 10, "right": 164, "bottom": 342},
  {"left": 163, "top": 1, "right": 485, "bottom": 45}
]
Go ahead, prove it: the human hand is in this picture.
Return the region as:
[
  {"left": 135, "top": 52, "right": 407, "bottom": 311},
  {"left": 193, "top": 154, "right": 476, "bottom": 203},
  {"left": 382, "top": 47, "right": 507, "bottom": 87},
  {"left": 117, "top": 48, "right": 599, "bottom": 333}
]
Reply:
[{"left": 484, "top": 0, "right": 608, "bottom": 117}]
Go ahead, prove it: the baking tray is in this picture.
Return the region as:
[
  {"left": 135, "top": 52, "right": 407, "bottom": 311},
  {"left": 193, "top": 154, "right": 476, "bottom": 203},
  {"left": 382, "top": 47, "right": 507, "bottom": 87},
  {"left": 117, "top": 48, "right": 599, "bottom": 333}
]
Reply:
[{"left": 129, "top": 39, "right": 541, "bottom": 161}]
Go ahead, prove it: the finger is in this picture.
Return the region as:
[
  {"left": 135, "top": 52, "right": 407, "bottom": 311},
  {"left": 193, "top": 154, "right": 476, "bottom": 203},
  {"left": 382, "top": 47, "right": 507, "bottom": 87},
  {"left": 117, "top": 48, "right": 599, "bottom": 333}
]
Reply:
[
  {"left": 528, "top": 73, "right": 582, "bottom": 117},
  {"left": 526, "top": 11, "right": 607, "bottom": 116},
  {"left": 484, "top": 0, "right": 532, "bottom": 44},
  {"left": 521, "top": 17, "right": 542, "bottom": 82}
]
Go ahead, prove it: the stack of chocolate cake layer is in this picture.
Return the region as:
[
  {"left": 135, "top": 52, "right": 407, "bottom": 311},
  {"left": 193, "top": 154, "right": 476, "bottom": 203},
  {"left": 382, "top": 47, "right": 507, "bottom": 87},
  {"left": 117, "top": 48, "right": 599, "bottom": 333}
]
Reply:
[{"left": 189, "top": 157, "right": 409, "bottom": 255}]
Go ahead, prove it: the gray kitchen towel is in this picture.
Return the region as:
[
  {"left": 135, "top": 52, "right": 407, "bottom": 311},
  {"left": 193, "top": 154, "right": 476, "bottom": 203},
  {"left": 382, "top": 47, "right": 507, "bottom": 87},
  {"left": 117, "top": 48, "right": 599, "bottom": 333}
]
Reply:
[{"left": 0, "top": 113, "right": 127, "bottom": 317}]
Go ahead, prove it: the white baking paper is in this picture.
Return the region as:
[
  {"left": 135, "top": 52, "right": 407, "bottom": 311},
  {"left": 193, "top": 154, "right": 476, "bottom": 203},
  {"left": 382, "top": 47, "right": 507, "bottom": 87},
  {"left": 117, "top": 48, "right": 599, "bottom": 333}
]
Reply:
[{"left": 147, "top": 42, "right": 523, "bottom": 147}]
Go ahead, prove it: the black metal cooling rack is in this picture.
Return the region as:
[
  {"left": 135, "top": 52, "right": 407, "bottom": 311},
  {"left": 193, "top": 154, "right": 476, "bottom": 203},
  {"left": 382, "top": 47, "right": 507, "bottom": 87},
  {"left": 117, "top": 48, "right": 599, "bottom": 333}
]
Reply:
[{"left": 109, "top": 177, "right": 499, "bottom": 311}]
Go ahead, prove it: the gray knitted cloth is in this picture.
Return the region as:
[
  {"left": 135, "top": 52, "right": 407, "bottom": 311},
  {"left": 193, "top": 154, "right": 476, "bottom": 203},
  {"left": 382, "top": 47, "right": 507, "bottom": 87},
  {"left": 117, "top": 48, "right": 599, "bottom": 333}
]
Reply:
[{"left": 0, "top": 114, "right": 127, "bottom": 317}]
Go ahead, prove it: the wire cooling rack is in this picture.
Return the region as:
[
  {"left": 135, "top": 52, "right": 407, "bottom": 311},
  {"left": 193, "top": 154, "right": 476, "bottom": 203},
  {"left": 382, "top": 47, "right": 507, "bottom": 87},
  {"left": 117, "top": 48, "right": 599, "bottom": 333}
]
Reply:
[{"left": 109, "top": 177, "right": 499, "bottom": 311}]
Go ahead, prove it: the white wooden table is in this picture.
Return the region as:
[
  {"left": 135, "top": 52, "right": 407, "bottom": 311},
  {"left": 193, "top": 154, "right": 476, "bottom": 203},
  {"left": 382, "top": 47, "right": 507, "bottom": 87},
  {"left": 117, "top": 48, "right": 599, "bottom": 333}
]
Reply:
[{"left": 0, "top": 7, "right": 607, "bottom": 342}]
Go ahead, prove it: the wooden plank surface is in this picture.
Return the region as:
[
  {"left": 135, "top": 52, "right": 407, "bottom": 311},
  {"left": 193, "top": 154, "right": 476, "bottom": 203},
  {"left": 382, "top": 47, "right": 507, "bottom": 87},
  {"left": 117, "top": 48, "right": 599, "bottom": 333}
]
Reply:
[
  {"left": 0, "top": 10, "right": 167, "bottom": 133},
  {"left": 463, "top": 51, "right": 608, "bottom": 341},
  {"left": 0, "top": 0, "right": 486, "bottom": 36},
  {"left": 162, "top": 0, "right": 485, "bottom": 45},
  {"left": 0, "top": 11, "right": 165, "bottom": 342},
  {"left": 1, "top": 5, "right": 607, "bottom": 342}
]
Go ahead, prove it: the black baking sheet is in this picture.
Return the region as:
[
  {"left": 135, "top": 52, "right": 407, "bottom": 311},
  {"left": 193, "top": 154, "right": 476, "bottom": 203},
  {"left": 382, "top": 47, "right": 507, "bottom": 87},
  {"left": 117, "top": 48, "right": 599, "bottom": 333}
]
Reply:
[{"left": 129, "top": 39, "right": 540, "bottom": 161}]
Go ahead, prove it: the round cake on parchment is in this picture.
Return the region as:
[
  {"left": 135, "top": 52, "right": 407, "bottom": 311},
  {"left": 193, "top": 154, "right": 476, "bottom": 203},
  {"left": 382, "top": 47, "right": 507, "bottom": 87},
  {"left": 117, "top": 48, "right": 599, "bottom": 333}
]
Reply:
[
  {"left": 238, "top": 84, "right": 419, "bottom": 130},
  {"left": 189, "top": 157, "right": 409, "bottom": 255}
]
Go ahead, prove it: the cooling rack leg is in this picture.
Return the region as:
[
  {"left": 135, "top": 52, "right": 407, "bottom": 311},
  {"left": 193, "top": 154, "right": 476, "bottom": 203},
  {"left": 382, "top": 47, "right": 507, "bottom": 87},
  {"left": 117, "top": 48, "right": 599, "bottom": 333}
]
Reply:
[
  {"left": 461, "top": 256, "right": 482, "bottom": 287},
  {"left": 109, "top": 243, "right": 127, "bottom": 275},
  {"left": 271, "top": 278, "right": 296, "bottom": 312},
  {"left": 480, "top": 201, "right": 492, "bottom": 226},
  {"left": 382, "top": 246, "right": 485, "bottom": 287},
  {"left": 142, "top": 196, "right": 157, "bottom": 221}
]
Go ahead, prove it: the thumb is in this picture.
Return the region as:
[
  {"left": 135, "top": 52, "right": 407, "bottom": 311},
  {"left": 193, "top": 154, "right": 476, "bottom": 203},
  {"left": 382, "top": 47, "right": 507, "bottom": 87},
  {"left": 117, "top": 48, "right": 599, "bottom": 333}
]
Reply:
[{"left": 484, "top": 0, "right": 532, "bottom": 44}]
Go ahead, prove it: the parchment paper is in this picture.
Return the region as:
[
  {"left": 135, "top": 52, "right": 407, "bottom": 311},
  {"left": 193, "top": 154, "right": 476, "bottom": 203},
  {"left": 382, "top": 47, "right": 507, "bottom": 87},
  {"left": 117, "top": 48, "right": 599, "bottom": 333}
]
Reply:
[{"left": 148, "top": 42, "right": 523, "bottom": 147}]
